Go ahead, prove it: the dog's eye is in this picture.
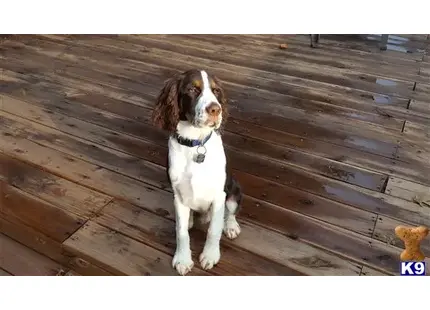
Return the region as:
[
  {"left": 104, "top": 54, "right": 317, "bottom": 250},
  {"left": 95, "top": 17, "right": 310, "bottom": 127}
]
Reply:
[{"left": 212, "top": 88, "right": 220, "bottom": 96}]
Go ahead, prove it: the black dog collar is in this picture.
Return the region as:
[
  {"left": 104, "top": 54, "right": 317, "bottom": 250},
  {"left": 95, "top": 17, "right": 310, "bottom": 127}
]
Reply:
[{"left": 172, "top": 131, "right": 213, "bottom": 147}]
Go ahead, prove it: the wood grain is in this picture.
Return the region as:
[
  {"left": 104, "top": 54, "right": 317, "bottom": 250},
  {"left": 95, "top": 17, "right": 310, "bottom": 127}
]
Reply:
[
  {"left": 63, "top": 221, "right": 209, "bottom": 276},
  {"left": 246, "top": 34, "right": 425, "bottom": 61},
  {"left": 0, "top": 40, "right": 412, "bottom": 144},
  {"left": 95, "top": 200, "right": 304, "bottom": 276},
  {"left": 3, "top": 39, "right": 428, "bottom": 172},
  {"left": 408, "top": 100, "right": 430, "bottom": 116},
  {"left": 385, "top": 177, "right": 430, "bottom": 203},
  {"left": 4, "top": 35, "right": 430, "bottom": 129},
  {"left": 0, "top": 42, "right": 426, "bottom": 160},
  {"left": 161, "top": 34, "right": 422, "bottom": 65},
  {"left": 122, "top": 35, "right": 416, "bottom": 99},
  {"left": 360, "top": 266, "right": 391, "bottom": 276},
  {"left": 2, "top": 74, "right": 428, "bottom": 187},
  {"left": 0, "top": 152, "right": 112, "bottom": 219},
  {"left": 1, "top": 180, "right": 84, "bottom": 242},
  {"left": 0, "top": 216, "right": 112, "bottom": 276},
  {"left": 124, "top": 34, "right": 421, "bottom": 81},
  {"left": 2, "top": 98, "right": 425, "bottom": 231},
  {"left": 403, "top": 120, "right": 430, "bottom": 139},
  {"left": 0, "top": 233, "right": 66, "bottom": 276},
  {"left": 240, "top": 195, "right": 402, "bottom": 274},
  {"left": 1, "top": 93, "right": 428, "bottom": 232},
  {"left": 0, "top": 94, "right": 389, "bottom": 192},
  {"left": 0, "top": 108, "right": 396, "bottom": 273}
]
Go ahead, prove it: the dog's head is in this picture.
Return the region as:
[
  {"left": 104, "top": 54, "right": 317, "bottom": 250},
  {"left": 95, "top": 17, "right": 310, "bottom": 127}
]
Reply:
[{"left": 151, "top": 69, "right": 228, "bottom": 133}]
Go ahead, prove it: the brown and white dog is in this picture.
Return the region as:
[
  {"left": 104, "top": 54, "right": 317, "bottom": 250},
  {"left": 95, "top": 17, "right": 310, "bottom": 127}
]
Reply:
[{"left": 152, "top": 69, "right": 242, "bottom": 275}]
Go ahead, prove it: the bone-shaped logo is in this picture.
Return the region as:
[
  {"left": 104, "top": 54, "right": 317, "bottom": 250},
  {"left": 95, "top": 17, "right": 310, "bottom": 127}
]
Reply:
[{"left": 395, "top": 225, "right": 429, "bottom": 261}]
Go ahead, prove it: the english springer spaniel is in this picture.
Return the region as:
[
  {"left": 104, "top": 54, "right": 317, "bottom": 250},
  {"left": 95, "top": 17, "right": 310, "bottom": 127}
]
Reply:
[{"left": 151, "top": 69, "right": 242, "bottom": 275}]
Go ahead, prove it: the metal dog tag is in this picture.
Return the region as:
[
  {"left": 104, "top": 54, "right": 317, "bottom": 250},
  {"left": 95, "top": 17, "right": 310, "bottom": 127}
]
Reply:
[
  {"left": 195, "top": 153, "right": 206, "bottom": 163},
  {"left": 195, "top": 145, "right": 207, "bottom": 164}
]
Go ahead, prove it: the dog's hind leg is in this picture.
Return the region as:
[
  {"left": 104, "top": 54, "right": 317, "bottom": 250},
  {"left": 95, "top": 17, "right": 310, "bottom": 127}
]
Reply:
[{"left": 223, "top": 176, "right": 242, "bottom": 239}]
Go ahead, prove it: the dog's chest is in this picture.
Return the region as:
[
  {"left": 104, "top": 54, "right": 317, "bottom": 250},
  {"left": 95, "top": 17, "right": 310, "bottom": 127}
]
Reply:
[{"left": 170, "top": 137, "right": 226, "bottom": 211}]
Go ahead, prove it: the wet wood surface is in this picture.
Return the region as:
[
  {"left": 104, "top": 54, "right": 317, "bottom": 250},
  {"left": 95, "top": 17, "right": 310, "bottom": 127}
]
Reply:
[
  {"left": 94, "top": 200, "right": 304, "bottom": 276},
  {"left": 1, "top": 34, "right": 429, "bottom": 276},
  {"left": 0, "top": 268, "right": 13, "bottom": 276},
  {"left": 0, "top": 233, "right": 67, "bottom": 276}
]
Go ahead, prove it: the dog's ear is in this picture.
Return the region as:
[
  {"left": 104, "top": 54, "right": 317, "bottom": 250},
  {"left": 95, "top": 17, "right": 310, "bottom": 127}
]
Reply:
[
  {"left": 151, "top": 75, "right": 182, "bottom": 132},
  {"left": 213, "top": 75, "right": 229, "bottom": 132}
]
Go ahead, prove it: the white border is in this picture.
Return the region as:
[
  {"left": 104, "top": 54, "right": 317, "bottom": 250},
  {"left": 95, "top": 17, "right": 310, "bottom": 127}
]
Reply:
[
  {"left": 1, "top": 1, "right": 429, "bottom": 309},
  {"left": 0, "top": 276, "right": 428, "bottom": 309},
  {"left": 1, "top": 0, "right": 429, "bottom": 34}
]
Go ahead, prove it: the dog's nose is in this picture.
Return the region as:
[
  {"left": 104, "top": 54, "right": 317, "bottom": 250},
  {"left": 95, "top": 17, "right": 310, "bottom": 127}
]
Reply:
[{"left": 206, "top": 102, "right": 221, "bottom": 116}]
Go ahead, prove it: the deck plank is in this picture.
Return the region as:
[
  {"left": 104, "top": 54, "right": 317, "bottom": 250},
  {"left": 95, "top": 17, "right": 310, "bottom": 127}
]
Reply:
[
  {"left": 420, "top": 66, "right": 430, "bottom": 79},
  {"left": 117, "top": 35, "right": 416, "bottom": 99},
  {"left": 1, "top": 95, "right": 429, "bottom": 228},
  {"left": 2, "top": 98, "right": 428, "bottom": 229},
  {"left": 0, "top": 233, "right": 66, "bottom": 276},
  {"left": 126, "top": 36, "right": 428, "bottom": 94},
  {"left": 1, "top": 94, "right": 389, "bottom": 191},
  {"left": 385, "top": 177, "right": 430, "bottom": 203},
  {"left": 179, "top": 34, "right": 423, "bottom": 64},
  {"left": 95, "top": 200, "right": 304, "bottom": 276},
  {"left": 240, "top": 196, "right": 399, "bottom": 274},
  {"left": 228, "top": 151, "right": 430, "bottom": 226},
  {"left": 63, "top": 221, "right": 209, "bottom": 276},
  {"left": 415, "top": 82, "right": 430, "bottom": 95},
  {"left": 360, "top": 266, "right": 391, "bottom": 276},
  {"left": 0, "top": 40, "right": 412, "bottom": 137},
  {"left": 248, "top": 34, "right": 426, "bottom": 61},
  {"left": 0, "top": 216, "right": 112, "bottom": 276},
  {"left": 2, "top": 75, "right": 428, "bottom": 186},
  {"left": 0, "top": 215, "right": 69, "bottom": 265},
  {"left": 403, "top": 120, "right": 430, "bottom": 139},
  {"left": 32, "top": 35, "right": 416, "bottom": 99},
  {"left": 408, "top": 100, "right": 430, "bottom": 116},
  {"left": 3, "top": 41, "right": 428, "bottom": 167},
  {"left": 232, "top": 170, "right": 376, "bottom": 236},
  {"left": 0, "top": 152, "right": 112, "bottom": 219},
  {"left": 95, "top": 198, "right": 384, "bottom": 276},
  {"left": 4, "top": 35, "right": 426, "bottom": 132},
  {"left": 0, "top": 114, "right": 403, "bottom": 273},
  {"left": 8, "top": 34, "right": 429, "bottom": 126},
  {"left": 124, "top": 34, "right": 422, "bottom": 81},
  {"left": 3, "top": 45, "right": 429, "bottom": 171},
  {"left": 1, "top": 180, "right": 84, "bottom": 242},
  {"left": 52, "top": 36, "right": 426, "bottom": 126}
]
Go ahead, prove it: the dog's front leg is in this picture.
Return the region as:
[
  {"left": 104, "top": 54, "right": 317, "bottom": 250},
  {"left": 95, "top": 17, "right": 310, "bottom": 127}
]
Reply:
[
  {"left": 172, "top": 193, "right": 194, "bottom": 276},
  {"left": 199, "top": 192, "right": 226, "bottom": 270}
]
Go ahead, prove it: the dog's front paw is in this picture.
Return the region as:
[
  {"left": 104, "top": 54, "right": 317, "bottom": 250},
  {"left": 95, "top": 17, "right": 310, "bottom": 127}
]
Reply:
[
  {"left": 172, "top": 250, "right": 194, "bottom": 276},
  {"left": 224, "top": 218, "right": 241, "bottom": 239},
  {"left": 199, "top": 245, "right": 220, "bottom": 270}
]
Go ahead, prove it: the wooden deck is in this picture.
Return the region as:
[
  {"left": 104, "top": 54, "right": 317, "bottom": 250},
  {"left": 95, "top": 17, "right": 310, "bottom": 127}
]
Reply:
[{"left": 1, "top": 34, "right": 430, "bottom": 276}]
